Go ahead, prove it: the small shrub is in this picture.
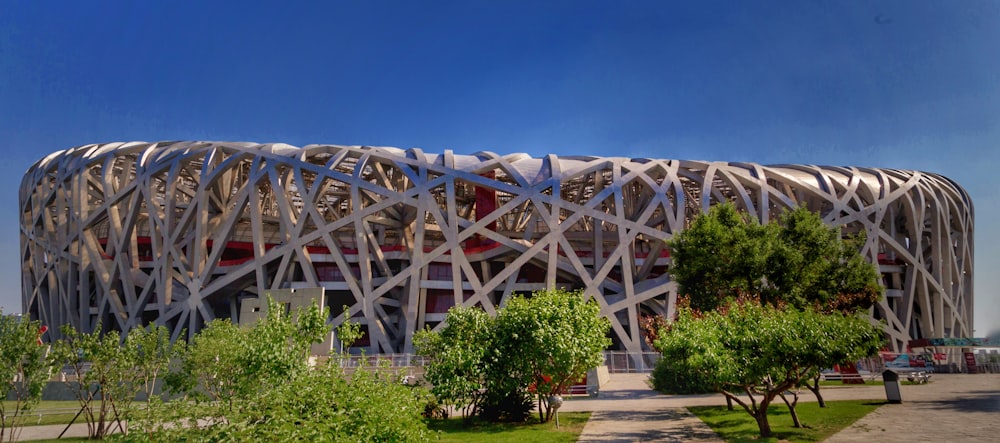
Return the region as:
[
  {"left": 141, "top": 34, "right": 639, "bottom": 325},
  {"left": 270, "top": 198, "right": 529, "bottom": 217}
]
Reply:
[{"left": 650, "top": 359, "right": 714, "bottom": 394}]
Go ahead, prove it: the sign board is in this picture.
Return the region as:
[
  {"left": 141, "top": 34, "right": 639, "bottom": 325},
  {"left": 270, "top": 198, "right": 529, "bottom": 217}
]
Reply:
[
  {"left": 909, "top": 337, "right": 992, "bottom": 348},
  {"left": 964, "top": 352, "right": 978, "bottom": 374}
]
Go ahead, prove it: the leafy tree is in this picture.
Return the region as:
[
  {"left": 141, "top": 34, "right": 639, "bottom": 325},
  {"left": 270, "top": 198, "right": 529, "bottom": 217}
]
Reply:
[
  {"left": 16, "top": 296, "right": 424, "bottom": 443},
  {"left": 166, "top": 297, "right": 329, "bottom": 403},
  {"left": 150, "top": 296, "right": 432, "bottom": 442},
  {"left": 665, "top": 203, "right": 883, "bottom": 410},
  {"left": 654, "top": 300, "right": 882, "bottom": 437},
  {"left": 305, "top": 361, "right": 430, "bottom": 442},
  {"left": 42, "top": 323, "right": 174, "bottom": 441},
  {"left": 767, "top": 206, "right": 882, "bottom": 312},
  {"left": 0, "top": 312, "right": 52, "bottom": 443},
  {"left": 48, "top": 323, "right": 131, "bottom": 439},
  {"left": 240, "top": 298, "right": 329, "bottom": 392},
  {"left": 158, "top": 315, "right": 272, "bottom": 438},
  {"left": 413, "top": 306, "right": 491, "bottom": 419},
  {"left": 335, "top": 305, "right": 363, "bottom": 355},
  {"left": 667, "top": 203, "right": 776, "bottom": 312},
  {"left": 667, "top": 203, "right": 881, "bottom": 313},
  {"left": 164, "top": 318, "right": 244, "bottom": 405},
  {"left": 418, "top": 290, "right": 610, "bottom": 424},
  {"left": 493, "top": 289, "right": 611, "bottom": 423},
  {"left": 154, "top": 358, "right": 431, "bottom": 443},
  {"left": 121, "top": 324, "right": 177, "bottom": 438},
  {"left": 479, "top": 330, "right": 536, "bottom": 423}
]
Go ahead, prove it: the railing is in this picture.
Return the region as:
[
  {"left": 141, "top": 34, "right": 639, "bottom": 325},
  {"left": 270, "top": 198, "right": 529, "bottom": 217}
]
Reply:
[
  {"left": 976, "top": 361, "right": 1000, "bottom": 373},
  {"left": 325, "top": 352, "right": 663, "bottom": 374},
  {"left": 602, "top": 352, "right": 661, "bottom": 373},
  {"left": 333, "top": 353, "right": 430, "bottom": 368},
  {"left": 56, "top": 351, "right": 998, "bottom": 382}
]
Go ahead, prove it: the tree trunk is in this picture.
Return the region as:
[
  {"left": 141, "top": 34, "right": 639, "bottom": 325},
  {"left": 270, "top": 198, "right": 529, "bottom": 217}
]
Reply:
[
  {"left": 754, "top": 409, "right": 772, "bottom": 437},
  {"left": 806, "top": 384, "right": 826, "bottom": 407},
  {"left": 538, "top": 395, "right": 550, "bottom": 423},
  {"left": 779, "top": 390, "right": 802, "bottom": 428},
  {"left": 726, "top": 395, "right": 734, "bottom": 410},
  {"left": 750, "top": 393, "right": 776, "bottom": 438},
  {"left": 806, "top": 375, "right": 826, "bottom": 408}
]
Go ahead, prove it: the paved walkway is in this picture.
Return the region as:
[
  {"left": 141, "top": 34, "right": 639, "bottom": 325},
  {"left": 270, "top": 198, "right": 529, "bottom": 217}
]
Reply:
[
  {"left": 826, "top": 374, "right": 1000, "bottom": 442},
  {"left": 561, "top": 372, "right": 1000, "bottom": 442},
  {"left": 14, "top": 421, "right": 115, "bottom": 441},
  {"left": 561, "top": 373, "right": 725, "bottom": 442}
]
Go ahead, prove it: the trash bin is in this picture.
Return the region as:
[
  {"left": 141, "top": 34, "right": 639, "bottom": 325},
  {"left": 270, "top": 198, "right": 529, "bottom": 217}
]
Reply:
[{"left": 883, "top": 369, "right": 902, "bottom": 404}]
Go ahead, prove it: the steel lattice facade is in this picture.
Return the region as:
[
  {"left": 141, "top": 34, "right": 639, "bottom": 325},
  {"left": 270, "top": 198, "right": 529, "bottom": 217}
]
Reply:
[{"left": 20, "top": 142, "right": 974, "bottom": 353}]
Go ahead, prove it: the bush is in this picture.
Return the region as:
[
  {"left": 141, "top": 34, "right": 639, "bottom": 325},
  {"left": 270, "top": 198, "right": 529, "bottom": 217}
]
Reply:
[
  {"left": 178, "top": 361, "right": 433, "bottom": 442},
  {"left": 1, "top": 312, "right": 52, "bottom": 442},
  {"left": 125, "top": 297, "right": 432, "bottom": 442},
  {"left": 478, "top": 388, "right": 535, "bottom": 423},
  {"left": 416, "top": 289, "right": 611, "bottom": 423},
  {"left": 650, "top": 359, "right": 714, "bottom": 394}
]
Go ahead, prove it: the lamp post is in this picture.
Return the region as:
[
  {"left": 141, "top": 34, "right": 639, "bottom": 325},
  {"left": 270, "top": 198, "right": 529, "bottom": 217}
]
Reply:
[{"left": 548, "top": 394, "right": 564, "bottom": 428}]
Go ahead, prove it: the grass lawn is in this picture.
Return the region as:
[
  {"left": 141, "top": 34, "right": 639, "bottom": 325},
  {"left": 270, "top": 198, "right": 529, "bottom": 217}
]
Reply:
[
  {"left": 426, "top": 411, "right": 590, "bottom": 442},
  {"left": 1, "top": 400, "right": 83, "bottom": 426},
  {"left": 818, "top": 380, "right": 883, "bottom": 386},
  {"left": 689, "top": 399, "right": 883, "bottom": 442}
]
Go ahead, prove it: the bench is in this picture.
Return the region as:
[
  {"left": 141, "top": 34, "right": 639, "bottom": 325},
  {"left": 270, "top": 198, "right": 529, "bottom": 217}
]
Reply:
[{"left": 906, "top": 371, "right": 931, "bottom": 384}]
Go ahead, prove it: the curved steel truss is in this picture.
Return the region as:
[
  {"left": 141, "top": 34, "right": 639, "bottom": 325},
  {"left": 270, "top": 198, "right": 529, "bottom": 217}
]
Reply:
[{"left": 20, "top": 142, "right": 974, "bottom": 353}]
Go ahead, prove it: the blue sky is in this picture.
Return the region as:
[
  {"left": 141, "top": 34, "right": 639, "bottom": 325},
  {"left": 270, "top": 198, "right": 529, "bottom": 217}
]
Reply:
[{"left": 2, "top": 1, "right": 998, "bottom": 338}]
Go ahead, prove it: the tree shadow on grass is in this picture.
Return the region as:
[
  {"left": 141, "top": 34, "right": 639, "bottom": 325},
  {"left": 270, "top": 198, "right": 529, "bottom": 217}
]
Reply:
[{"left": 691, "top": 400, "right": 882, "bottom": 442}]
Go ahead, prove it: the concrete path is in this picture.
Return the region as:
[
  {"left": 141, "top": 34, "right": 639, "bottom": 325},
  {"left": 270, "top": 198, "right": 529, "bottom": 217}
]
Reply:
[
  {"left": 825, "top": 374, "right": 1000, "bottom": 442},
  {"left": 13, "top": 421, "right": 118, "bottom": 441},
  {"left": 562, "top": 373, "right": 724, "bottom": 442},
  {"left": 563, "top": 372, "right": 1000, "bottom": 442}
]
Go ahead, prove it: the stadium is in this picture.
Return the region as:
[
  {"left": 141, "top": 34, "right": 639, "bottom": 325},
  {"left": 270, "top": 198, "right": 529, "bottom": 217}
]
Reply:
[{"left": 20, "top": 142, "right": 974, "bottom": 354}]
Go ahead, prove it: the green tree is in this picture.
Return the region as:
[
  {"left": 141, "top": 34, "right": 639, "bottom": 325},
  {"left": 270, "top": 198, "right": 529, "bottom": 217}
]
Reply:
[
  {"left": 207, "top": 359, "right": 430, "bottom": 442},
  {"left": 48, "top": 323, "right": 131, "bottom": 439},
  {"left": 665, "top": 203, "right": 883, "bottom": 410},
  {"left": 240, "top": 298, "right": 329, "bottom": 392},
  {"left": 416, "top": 289, "right": 611, "bottom": 424},
  {"left": 152, "top": 297, "right": 431, "bottom": 442},
  {"left": 167, "top": 297, "right": 329, "bottom": 403},
  {"left": 667, "top": 203, "right": 881, "bottom": 313},
  {"left": 413, "top": 306, "right": 491, "bottom": 419},
  {"left": 667, "top": 203, "right": 775, "bottom": 312},
  {"left": 0, "top": 312, "right": 52, "bottom": 443},
  {"left": 493, "top": 289, "right": 611, "bottom": 423},
  {"left": 335, "top": 305, "right": 363, "bottom": 355},
  {"left": 767, "top": 206, "right": 882, "bottom": 312},
  {"left": 164, "top": 318, "right": 244, "bottom": 405},
  {"left": 121, "top": 324, "right": 177, "bottom": 438},
  {"left": 654, "top": 301, "right": 882, "bottom": 437},
  {"left": 151, "top": 301, "right": 430, "bottom": 442}
]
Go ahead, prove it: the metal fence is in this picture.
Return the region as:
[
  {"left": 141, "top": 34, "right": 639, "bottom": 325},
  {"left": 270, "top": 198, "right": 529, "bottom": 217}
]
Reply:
[
  {"left": 324, "top": 352, "right": 663, "bottom": 373},
  {"left": 332, "top": 353, "right": 430, "bottom": 368},
  {"left": 602, "top": 352, "right": 661, "bottom": 373},
  {"left": 197, "top": 349, "right": 1000, "bottom": 376}
]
